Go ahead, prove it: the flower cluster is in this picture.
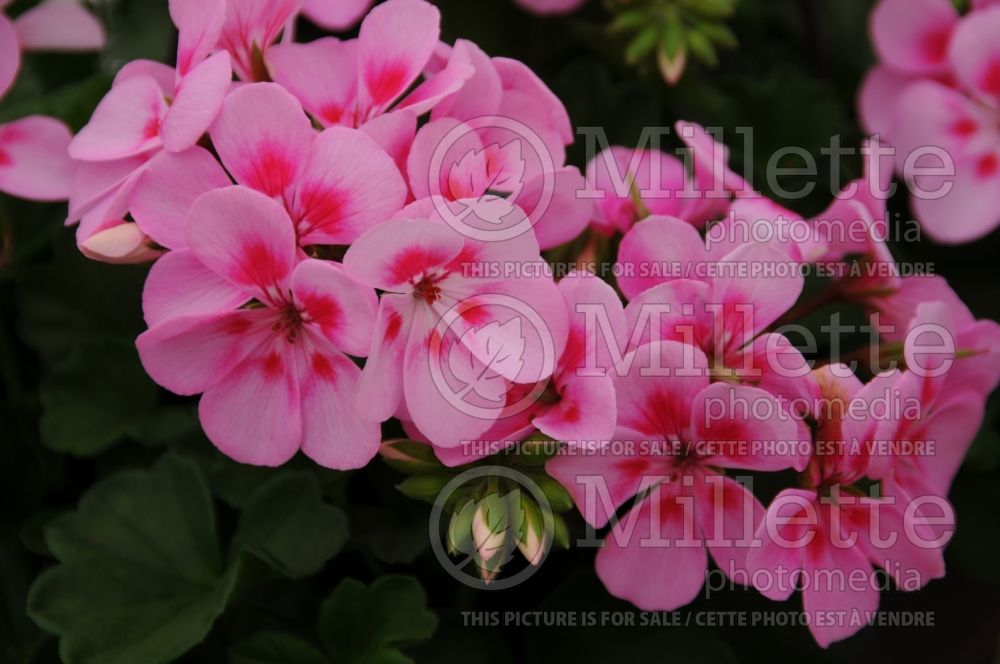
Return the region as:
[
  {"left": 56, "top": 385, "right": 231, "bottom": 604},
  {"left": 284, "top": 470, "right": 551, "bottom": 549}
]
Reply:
[
  {"left": 860, "top": 0, "right": 1000, "bottom": 243},
  {"left": 8, "top": 0, "right": 1000, "bottom": 650}
]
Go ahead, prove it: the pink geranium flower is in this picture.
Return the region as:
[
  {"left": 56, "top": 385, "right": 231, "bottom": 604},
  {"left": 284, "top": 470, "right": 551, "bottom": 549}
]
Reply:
[
  {"left": 0, "top": 116, "right": 74, "bottom": 201},
  {"left": 513, "top": 0, "right": 585, "bottom": 16},
  {"left": 427, "top": 271, "right": 625, "bottom": 467},
  {"left": 748, "top": 366, "right": 953, "bottom": 648},
  {"left": 0, "top": 0, "right": 105, "bottom": 100},
  {"left": 136, "top": 186, "right": 380, "bottom": 469},
  {"left": 342, "top": 197, "right": 569, "bottom": 448},
  {"left": 547, "top": 340, "right": 805, "bottom": 610},
  {"left": 67, "top": 0, "right": 233, "bottom": 261}
]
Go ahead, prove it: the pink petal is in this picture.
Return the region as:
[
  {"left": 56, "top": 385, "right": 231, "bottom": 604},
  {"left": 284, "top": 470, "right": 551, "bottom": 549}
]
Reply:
[
  {"left": 160, "top": 51, "right": 232, "bottom": 152},
  {"left": 616, "top": 215, "right": 708, "bottom": 299},
  {"left": 209, "top": 82, "right": 315, "bottom": 199},
  {"left": 802, "top": 540, "right": 880, "bottom": 648},
  {"left": 950, "top": 6, "right": 1000, "bottom": 107},
  {"left": 291, "top": 259, "right": 377, "bottom": 357},
  {"left": 185, "top": 186, "right": 297, "bottom": 300},
  {"left": 867, "top": 274, "right": 973, "bottom": 342},
  {"left": 533, "top": 371, "right": 616, "bottom": 444},
  {"left": 142, "top": 249, "right": 251, "bottom": 326},
  {"left": 676, "top": 119, "right": 752, "bottom": 197},
  {"left": 114, "top": 59, "right": 176, "bottom": 96},
  {"left": 712, "top": 242, "right": 804, "bottom": 338},
  {"left": 136, "top": 309, "right": 274, "bottom": 395},
  {"left": 393, "top": 47, "right": 475, "bottom": 118},
  {"left": 595, "top": 487, "right": 708, "bottom": 611},
  {"left": 291, "top": 126, "right": 407, "bottom": 245},
  {"left": 359, "top": 109, "right": 416, "bottom": 174},
  {"left": 0, "top": 116, "right": 73, "bottom": 201},
  {"left": 301, "top": 0, "right": 373, "bottom": 30},
  {"left": 870, "top": 0, "right": 957, "bottom": 75},
  {"left": 297, "top": 340, "right": 380, "bottom": 469},
  {"left": 355, "top": 292, "right": 414, "bottom": 422},
  {"left": 689, "top": 382, "right": 808, "bottom": 472},
  {"left": 405, "top": 117, "right": 483, "bottom": 200},
  {"left": 0, "top": 16, "right": 19, "bottom": 100},
  {"left": 130, "top": 146, "right": 231, "bottom": 250},
  {"left": 513, "top": 0, "right": 585, "bottom": 16},
  {"left": 429, "top": 40, "right": 502, "bottom": 122},
  {"left": 493, "top": 56, "right": 573, "bottom": 145},
  {"left": 266, "top": 38, "right": 359, "bottom": 128},
  {"left": 13, "top": 0, "right": 105, "bottom": 51},
  {"left": 623, "top": 279, "right": 714, "bottom": 351},
  {"left": 694, "top": 474, "right": 765, "bottom": 580},
  {"left": 746, "top": 488, "right": 812, "bottom": 601},
  {"left": 200, "top": 336, "right": 302, "bottom": 465},
  {"left": 857, "top": 66, "right": 914, "bottom": 139},
  {"left": 356, "top": 0, "right": 440, "bottom": 119},
  {"left": 68, "top": 75, "right": 166, "bottom": 161},
  {"left": 170, "top": 0, "right": 226, "bottom": 77},
  {"left": 342, "top": 217, "right": 463, "bottom": 292},
  {"left": 557, "top": 270, "right": 627, "bottom": 373},
  {"left": 515, "top": 166, "right": 592, "bottom": 250}
]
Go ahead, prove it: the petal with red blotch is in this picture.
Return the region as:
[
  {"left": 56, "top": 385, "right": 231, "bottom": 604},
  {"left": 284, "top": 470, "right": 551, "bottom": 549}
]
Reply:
[
  {"left": 13, "top": 0, "right": 105, "bottom": 51},
  {"left": 534, "top": 371, "right": 616, "bottom": 444},
  {"left": 713, "top": 242, "right": 804, "bottom": 340},
  {"left": 0, "top": 16, "right": 19, "bottom": 100},
  {"left": 78, "top": 222, "right": 161, "bottom": 265},
  {"left": 393, "top": 46, "right": 475, "bottom": 118},
  {"left": 160, "top": 51, "right": 232, "bottom": 152},
  {"left": 735, "top": 332, "right": 820, "bottom": 417},
  {"left": 694, "top": 473, "right": 765, "bottom": 580},
  {"left": 136, "top": 308, "right": 275, "bottom": 395},
  {"left": 69, "top": 76, "right": 166, "bottom": 161},
  {"left": 858, "top": 497, "right": 945, "bottom": 589},
  {"left": 356, "top": 0, "right": 440, "bottom": 118},
  {"left": 359, "top": 109, "right": 416, "bottom": 174},
  {"left": 356, "top": 293, "right": 414, "bottom": 422},
  {"left": 301, "top": 0, "right": 372, "bottom": 30},
  {"left": 343, "top": 217, "right": 463, "bottom": 292},
  {"left": 185, "top": 186, "right": 297, "bottom": 300},
  {"left": 291, "top": 259, "right": 377, "bottom": 357},
  {"left": 143, "top": 249, "right": 251, "bottom": 326},
  {"left": 889, "top": 79, "right": 992, "bottom": 166},
  {"left": 291, "top": 126, "right": 406, "bottom": 245},
  {"left": 266, "top": 38, "right": 359, "bottom": 127},
  {"left": 130, "top": 146, "right": 231, "bottom": 250},
  {"left": 910, "top": 152, "right": 1000, "bottom": 243},
  {"left": 622, "top": 279, "right": 714, "bottom": 352},
  {"left": 951, "top": 7, "right": 1000, "bottom": 107},
  {"left": 595, "top": 486, "right": 708, "bottom": 611},
  {"left": 871, "top": 0, "right": 957, "bottom": 75},
  {"left": 0, "top": 116, "right": 73, "bottom": 201},
  {"left": 857, "top": 66, "right": 913, "bottom": 139},
  {"left": 297, "top": 339, "right": 380, "bottom": 469},
  {"left": 493, "top": 56, "right": 573, "bottom": 145},
  {"left": 557, "top": 270, "right": 626, "bottom": 374},
  {"left": 545, "top": 432, "right": 667, "bottom": 529},
  {"left": 516, "top": 166, "right": 592, "bottom": 250},
  {"left": 209, "top": 82, "right": 314, "bottom": 199},
  {"left": 614, "top": 341, "right": 710, "bottom": 440},
  {"left": 403, "top": 310, "right": 499, "bottom": 447},
  {"left": 199, "top": 335, "right": 302, "bottom": 466},
  {"left": 690, "top": 383, "right": 807, "bottom": 472},
  {"left": 746, "top": 488, "right": 812, "bottom": 601},
  {"left": 428, "top": 40, "right": 501, "bottom": 121},
  {"left": 802, "top": 538, "right": 879, "bottom": 648},
  {"left": 406, "top": 117, "right": 484, "bottom": 200},
  {"left": 170, "top": 0, "right": 226, "bottom": 77},
  {"left": 616, "top": 215, "right": 708, "bottom": 299}
]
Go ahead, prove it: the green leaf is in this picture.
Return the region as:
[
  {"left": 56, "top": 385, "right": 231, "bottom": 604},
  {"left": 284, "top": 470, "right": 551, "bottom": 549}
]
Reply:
[
  {"left": 380, "top": 440, "right": 445, "bottom": 475},
  {"left": 27, "top": 455, "right": 240, "bottom": 664},
  {"left": 395, "top": 475, "right": 452, "bottom": 503},
  {"left": 230, "top": 631, "right": 330, "bottom": 664},
  {"left": 318, "top": 576, "right": 437, "bottom": 664},
  {"left": 686, "top": 29, "right": 719, "bottom": 66},
  {"left": 534, "top": 475, "right": 574, "bottom": 513},
  {"left": 231, "top": 472, "right": 348, "bottom": 578},
  {"left": 625, "top": 26, "right": 661, "bottom": 65},
  {"left": 38, "top": 341, "right": 158, "bottom": 456}
]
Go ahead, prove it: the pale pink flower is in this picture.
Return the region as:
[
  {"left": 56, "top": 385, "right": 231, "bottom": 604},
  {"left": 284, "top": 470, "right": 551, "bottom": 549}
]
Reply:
[
  {"left": 136, "top": 186, "right": 380, "bottom": 469},
  {"left": 342, "top": 197, "right": 569, "bottom": 448},
  {"left": 547, "top": 340, "right": 805, "bottom": 610},
  {"left": 0, "top": 116, "right": 74, "bottom": 201}
]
